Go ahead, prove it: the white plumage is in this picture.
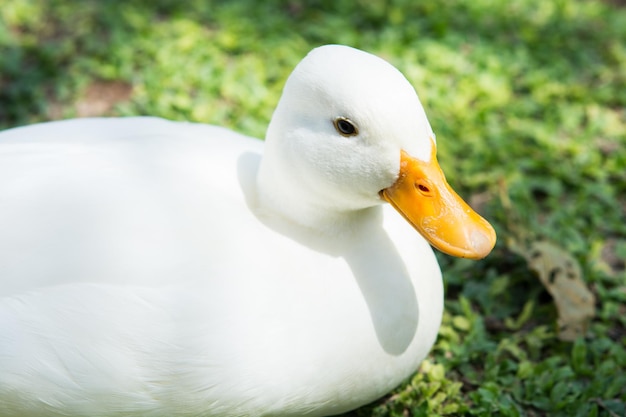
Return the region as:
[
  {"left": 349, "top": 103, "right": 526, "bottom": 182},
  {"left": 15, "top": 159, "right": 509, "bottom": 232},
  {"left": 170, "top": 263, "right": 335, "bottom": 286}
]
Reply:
[{"left": 0, "top": 45, "right": 494, "bottom": 416}]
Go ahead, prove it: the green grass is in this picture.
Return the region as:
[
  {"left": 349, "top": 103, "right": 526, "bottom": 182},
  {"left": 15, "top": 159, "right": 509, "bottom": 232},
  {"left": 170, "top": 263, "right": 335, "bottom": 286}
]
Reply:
[{"left": 1, "top": 0, "right": 625, "bottom": 415}]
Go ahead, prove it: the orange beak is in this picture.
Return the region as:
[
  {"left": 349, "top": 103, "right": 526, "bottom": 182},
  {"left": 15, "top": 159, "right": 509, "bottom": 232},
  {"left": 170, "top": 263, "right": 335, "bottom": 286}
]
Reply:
[{"left": 380, "top": 140, "right": 496, "bottom": 259}]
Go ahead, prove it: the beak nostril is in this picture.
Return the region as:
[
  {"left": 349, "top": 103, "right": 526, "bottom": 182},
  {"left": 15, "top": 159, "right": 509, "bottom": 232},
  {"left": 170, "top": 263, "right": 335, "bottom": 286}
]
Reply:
[{"left": 416, "top": 183, "right": 430, "bottom": 193}]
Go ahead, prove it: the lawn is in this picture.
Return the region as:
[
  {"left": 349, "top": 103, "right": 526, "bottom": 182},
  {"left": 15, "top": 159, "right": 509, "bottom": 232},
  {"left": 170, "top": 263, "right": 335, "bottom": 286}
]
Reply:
[{"left": 1, "top": 0, "right": 625, "bottom": 416}]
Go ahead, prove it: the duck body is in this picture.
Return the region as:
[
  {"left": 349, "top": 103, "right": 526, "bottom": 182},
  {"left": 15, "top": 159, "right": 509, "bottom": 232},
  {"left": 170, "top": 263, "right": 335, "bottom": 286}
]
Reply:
[
  {"left": 0, "top": 118, "right": 442, "bottom": 416},
  {"left": 0, "top": 45, "right": 494, "bottom": 416}
]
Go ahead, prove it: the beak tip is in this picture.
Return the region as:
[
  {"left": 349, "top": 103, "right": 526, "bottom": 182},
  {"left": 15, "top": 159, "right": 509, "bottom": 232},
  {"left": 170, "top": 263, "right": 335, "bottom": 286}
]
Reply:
[{"left": 469, "top": 227, "right": 497, "bottom": 259}]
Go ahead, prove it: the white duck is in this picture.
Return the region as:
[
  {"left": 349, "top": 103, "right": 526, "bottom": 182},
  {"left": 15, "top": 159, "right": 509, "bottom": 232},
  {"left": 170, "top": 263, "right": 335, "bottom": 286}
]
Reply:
[{"left": 0, "top": 45, "right": 495, "bottom": 417}]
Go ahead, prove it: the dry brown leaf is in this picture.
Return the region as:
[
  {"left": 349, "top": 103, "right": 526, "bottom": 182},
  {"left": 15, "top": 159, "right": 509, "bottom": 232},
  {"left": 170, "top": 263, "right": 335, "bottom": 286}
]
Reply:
[
  {"left": 498, "top": 180, "right": 596, "bottom": 341},
  {"left": 76, "top": 81, "right": 133, "bottom": 117},
  {"left": 519, "top": 241, "right": 596, "bottom": 341},
  {"left": 47, "top": 80, "right": 133, "bottom": 120}
]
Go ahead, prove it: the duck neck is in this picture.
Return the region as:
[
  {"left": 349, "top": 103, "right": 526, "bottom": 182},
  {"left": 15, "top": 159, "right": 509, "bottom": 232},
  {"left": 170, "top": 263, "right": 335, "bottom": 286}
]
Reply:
[{"left": 255, "top": 151, "right": 374, "bottom": 237}]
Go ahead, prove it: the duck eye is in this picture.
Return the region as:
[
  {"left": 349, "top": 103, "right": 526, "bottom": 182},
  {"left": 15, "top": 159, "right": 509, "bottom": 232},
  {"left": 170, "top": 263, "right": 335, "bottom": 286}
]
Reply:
[{"left": 333, "top": 117, "right": 358, "bottom": 137}]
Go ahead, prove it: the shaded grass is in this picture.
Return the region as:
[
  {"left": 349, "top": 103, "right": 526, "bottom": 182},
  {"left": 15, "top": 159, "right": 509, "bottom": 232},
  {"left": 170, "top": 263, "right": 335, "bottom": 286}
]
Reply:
[{"left": 1, "top": 0, "right": 625, "bottom": 415}]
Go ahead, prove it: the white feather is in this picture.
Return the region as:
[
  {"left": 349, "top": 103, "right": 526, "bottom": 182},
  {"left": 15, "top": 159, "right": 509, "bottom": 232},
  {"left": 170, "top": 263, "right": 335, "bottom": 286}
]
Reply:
[{"left": 0, "top": 45, "right": 443, "bottom": 417}]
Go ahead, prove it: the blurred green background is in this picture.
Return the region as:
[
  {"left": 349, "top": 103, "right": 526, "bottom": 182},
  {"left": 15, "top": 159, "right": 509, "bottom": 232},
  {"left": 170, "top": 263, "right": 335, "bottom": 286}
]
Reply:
[{"left": 1, "top": 0, "right": 625, "bottom": 415}]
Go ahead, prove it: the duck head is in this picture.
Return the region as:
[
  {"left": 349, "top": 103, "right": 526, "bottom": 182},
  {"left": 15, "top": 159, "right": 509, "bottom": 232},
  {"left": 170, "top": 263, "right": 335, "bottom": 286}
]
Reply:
[{"left": 258, "top": 45, "right": 496, "bottom": 259}]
